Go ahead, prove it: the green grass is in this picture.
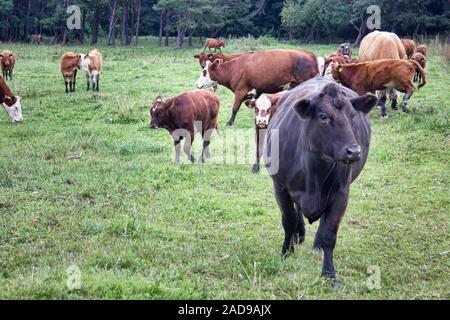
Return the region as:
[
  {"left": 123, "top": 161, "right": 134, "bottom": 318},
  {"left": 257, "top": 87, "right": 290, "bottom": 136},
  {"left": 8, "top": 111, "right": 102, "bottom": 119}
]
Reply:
[{"left": 0, "top": 37, "right": 449, "bottom": 300}]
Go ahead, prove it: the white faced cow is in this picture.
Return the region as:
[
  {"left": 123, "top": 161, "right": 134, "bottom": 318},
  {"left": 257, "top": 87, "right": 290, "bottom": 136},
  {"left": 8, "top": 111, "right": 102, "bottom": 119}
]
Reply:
[{"left": 0, "top": 76, "right": 22, "bottom": 122}]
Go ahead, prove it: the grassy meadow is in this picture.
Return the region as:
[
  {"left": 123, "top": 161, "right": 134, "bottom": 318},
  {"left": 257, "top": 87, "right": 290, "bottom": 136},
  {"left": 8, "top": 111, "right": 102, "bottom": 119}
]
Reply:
[{"left": 0, "top": 37, "right": 449, "bottom": 299}]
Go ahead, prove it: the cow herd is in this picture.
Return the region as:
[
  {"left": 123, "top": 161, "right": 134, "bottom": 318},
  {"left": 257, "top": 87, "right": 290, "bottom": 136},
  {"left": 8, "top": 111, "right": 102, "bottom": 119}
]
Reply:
[{"left": 0, "top": 31, "right": 430, "bottom": 286}]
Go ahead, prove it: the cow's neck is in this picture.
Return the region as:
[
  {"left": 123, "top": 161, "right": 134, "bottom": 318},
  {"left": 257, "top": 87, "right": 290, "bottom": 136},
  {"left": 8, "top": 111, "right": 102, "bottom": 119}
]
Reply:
[{"left": 210, "top": 62, "right": 234, "bottom": 90}]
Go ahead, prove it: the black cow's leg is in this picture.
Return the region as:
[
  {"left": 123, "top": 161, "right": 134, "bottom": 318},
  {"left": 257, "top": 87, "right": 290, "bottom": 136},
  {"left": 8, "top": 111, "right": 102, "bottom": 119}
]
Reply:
[
  {"left": 313, "top": 187, "right": 349, "bottom": 287},
  {"left": 253, "top": 128, "right": 261, "bottom": 173},
  {"left": 86, "top": 74, "right": 90, "bottom": 91},
  {"left": 274, "top": 185, "right": 298, "bottom": 258},
  {"left": 200, "top": 128, "right": 214, "bottom": 162},
  {"left": 65, "top": 81, "right": 69, "bottom": 94},
  {"left": 96, "top": 76, "right": 100, "bottom": 92},
  {"left": 294, "top": 204, "right": 305, "bottom": 245},
  {"left": 379, "top": 94, "right": 388, "bottom": 118}
]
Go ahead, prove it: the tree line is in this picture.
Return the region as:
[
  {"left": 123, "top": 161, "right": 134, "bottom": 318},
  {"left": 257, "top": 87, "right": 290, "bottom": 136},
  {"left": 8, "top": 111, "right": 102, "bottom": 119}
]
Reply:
[{"left": 0, "top": 0, "right": 448, "bottom": 48}]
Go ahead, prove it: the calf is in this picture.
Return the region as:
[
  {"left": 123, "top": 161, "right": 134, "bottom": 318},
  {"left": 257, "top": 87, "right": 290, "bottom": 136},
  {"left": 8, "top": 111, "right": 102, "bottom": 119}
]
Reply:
[
  {"left": 331, "top": 59, "right": 426, "bottom": 117},
  {"left": 150, "top": 90, "right": 220, "bottom": 163},
  {"left": 31, "top": 34, "right": 43, "bottom": 45},
  {"left": 265, "top": 77, "right": 378, "bottom": 286},
  {"left": 0, "top": 76, "right": 23, "bottom": 122},
  {"left": 196, "top": 49, "right": 319, "bottom": 126},
  {"left": 203, "top": 38, "right": 225, "bottom": 53},
  {"left": 194, "top": 52, "right": 253, "bottom": 69},
  {"left": 80, "top": 49, "right": 103, "bottom": 92},
  {"left": 60, "top": 52, "right": 81, "bottom": 93},
  {"left": 245, "top": 91, "right": 285, "bottom": 173},
  {"left": 322, "top": 54, "right": 349, "bottom": 79},
  {"left": 401, "top": 39, "right": 416, "bottom": 58},
  {"left": 416, "top": 44, "right": 428, "bottom": 57},
  {"left": 411, "top": 52, "right": 426, "bottom": 83},
  {"left": 0, "top": 50, "right": 16, "bottom": 81}
]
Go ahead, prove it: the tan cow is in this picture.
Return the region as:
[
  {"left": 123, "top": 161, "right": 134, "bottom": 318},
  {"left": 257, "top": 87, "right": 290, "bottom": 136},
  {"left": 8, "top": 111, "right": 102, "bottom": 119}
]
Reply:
[
  {"left": 359, "top": 31, "right": 407, "bottom": 117},
  {"left": 0, "top": 50, "right": 16, "bottom": 81},
  {"left": 80, "top": 49, "right": 103, "bottom": 92},
  {"left": 203, "top": 38, "right": 225, "bottom": 53},
  {"left": 60, "top": 52, "right": 81, "bottom": 93},
  {"left": 31, "top": 34, "right": 43, "bottom": 45}
]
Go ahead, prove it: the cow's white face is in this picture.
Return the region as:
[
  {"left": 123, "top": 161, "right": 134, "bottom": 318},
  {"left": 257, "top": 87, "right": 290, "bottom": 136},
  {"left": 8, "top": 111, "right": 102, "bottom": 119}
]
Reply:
[
  {"left": 254, "top": 95, "right": 273, "bottom": 128},
  {"left": 3, "top": 96, "right": 23, "bottom": 123},
  {"left": 196, "top": 61, "right": 216, "bottom": 89},
  {"left": 79, "top": 54, "right": 90, "bottom": 72}
]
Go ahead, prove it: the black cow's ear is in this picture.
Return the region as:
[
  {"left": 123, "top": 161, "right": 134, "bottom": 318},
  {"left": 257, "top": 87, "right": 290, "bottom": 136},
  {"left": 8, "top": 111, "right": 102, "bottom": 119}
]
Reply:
[
  {"left": 245, "top": 100, "right": 256, "bottom": 109},
  {"left": 351, "top": 93, "right": 378, "bottom": 114},
  {"left": 293, "top": 99, "right": 313, "bottom": 119},
  {"left": 194, "top": 55, "right": 199, "bottom": 59}
]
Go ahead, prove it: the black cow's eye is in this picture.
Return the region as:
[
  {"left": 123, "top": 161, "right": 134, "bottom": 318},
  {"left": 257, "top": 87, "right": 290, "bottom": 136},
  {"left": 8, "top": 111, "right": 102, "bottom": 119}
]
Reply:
[{"left": 319, "top": 113, "right": 328, "bottom": 121}]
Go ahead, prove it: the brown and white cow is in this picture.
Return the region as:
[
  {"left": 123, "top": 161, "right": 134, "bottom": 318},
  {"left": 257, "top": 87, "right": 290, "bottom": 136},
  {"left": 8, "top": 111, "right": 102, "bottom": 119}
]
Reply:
[
  {"left": 0, "top": 76, "right": 23, "bottom": 122},
  {"left": 194, "top": 52, "right": 253, "bottom": 69},
  {"left": 196, "top": 49, "right": 319, "bottom": 126},
  {"left": 150, "top": 90, "right": 220, "bottom": 163},
  {"left": 401, "top": 39, "right": 416, "bottom": 58},
  {"left": 331, "top": 59, "right": 425, "bottom": 115},
  {"left": 0, "top": 50, "right": 16, "bottom": 81},
  {"left": 322, "top": 54, "right": 355, "bottom": 79},
  {"left": 359, "top": 31, "right": 407, "bottom": 117},
  {"left": 60, "top": 52, "right": 81, "bottom": 93},
  {"left": 31, "top": 34, "right": 43, "bottom": 45},
  {"left": 337, "top": 43, "right": 353, "bottom": 58},
  {"left": 203, "top": 38, "right": 225, "bottom": 53},
  {"left": 245, "top": 91, "right": 285, "bottom": 173},
  {"left": 410, "top": 52, "right": 426, "bottom": 83},
  {"left": 80, "top": 49, "right": 103, "bottom": 92},
  {"left": 416, "top": 44, "right": 428, "bottom": 57}
]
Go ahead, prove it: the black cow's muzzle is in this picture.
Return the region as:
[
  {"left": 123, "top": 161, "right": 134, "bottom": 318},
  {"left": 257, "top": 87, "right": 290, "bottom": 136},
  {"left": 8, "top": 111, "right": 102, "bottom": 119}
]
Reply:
[{"left": 341, "top": 145, "right": 361, "bottom": 164}]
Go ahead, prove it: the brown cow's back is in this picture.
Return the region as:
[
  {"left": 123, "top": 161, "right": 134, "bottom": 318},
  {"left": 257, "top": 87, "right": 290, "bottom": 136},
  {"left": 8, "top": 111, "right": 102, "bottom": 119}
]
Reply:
[
  {"left": 359, "top": 31, "right": 407, "bottom": 61},
  {"left": 170, "top": 90, "right": 220, "bottom": 127}
]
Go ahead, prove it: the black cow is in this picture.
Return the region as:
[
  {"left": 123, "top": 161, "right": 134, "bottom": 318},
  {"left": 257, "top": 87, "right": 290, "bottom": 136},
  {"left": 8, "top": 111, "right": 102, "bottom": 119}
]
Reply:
[{"left": 264, "top": 77, "right": 378, "bottom": 286}]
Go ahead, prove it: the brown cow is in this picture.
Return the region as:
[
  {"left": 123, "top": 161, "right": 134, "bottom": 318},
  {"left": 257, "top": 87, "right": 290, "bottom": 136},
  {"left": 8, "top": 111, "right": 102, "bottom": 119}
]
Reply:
[
  {"left": 203, "top": 38, "right": 225, "bottom": 53},
  {"left": 322, "top": 54, "right": 355, "bottom": 79},
  {"left": 401, "top": 39, "right": 416, "bottom": 58},
  {"left": 80, "top": 49, "right": 103, "bottom": 92},
  {"left": 359, "top": 31, "right": 407, "bottom": 117},
  {"left": 60, "top": 52, "right": 81, "bottom": 93},
  {"left": 31, "top": 34, "right": 43, "bottom": 45},
  {"left": 416, "top": 44, "right": 428, "bottom": 57},
  {"left": 331, "top": 59, "right": 425, "bottom": 116},
  {"left": 196, "top": 49, "right": 319, "bottom": 126},
  {"left": 245, "top": 91, "right": 285, "bottom": 173},
  {"left": 0, "top": 50, "right": 16, "bottom": 81},
  {"left": 411, "top": 52, "right": 426, "bottom": 83},
  {"left": 150, "top": 90, "right": 220, "bottom": 163},
  {"left": 0, "top": 76, "right": 23, "bottom": 122},
  {"left": 194, "top": 52, "right": 253, "bottom": 69}
]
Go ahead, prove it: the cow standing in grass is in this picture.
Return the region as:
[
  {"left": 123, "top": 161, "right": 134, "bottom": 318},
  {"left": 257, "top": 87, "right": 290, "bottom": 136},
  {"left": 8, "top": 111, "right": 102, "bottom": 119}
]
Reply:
[
  {"left": 150, "top": 90, "right": 221, "bottom": 163},
  {"left": 416, "top": 44, "right": 428, "bottom": 57},
  {"left": 80, "top": 49, "right": 103, "bottom": 92},
  {"left": 0, "top": 50, "right": 16, "bottom": 80},
  {"left": 31, "top": 34, "right": 43, "bottom": 45},
  {"left": 265, "top": 77, "right": 378, "bottom": 287},
  {"left": 411, "top": 52, "right": 427, "bottom": 82},
  {"left": 203, "top": 38, "right": 225, "bottom": 53},
  {"left": 194, "top": 52, "right": 253, "bottom": 69},
  {"left": 245, "top": 92, "right": 285, "bottom": 173},
  {"left": 196, "top": 49, "right": 319, "bottom": 126},
  {"left": 60, "top": 52, "right": 81, "bottom": 93},
  {"left": 0, "top": 76, "right": 23, "bottom": 122}
]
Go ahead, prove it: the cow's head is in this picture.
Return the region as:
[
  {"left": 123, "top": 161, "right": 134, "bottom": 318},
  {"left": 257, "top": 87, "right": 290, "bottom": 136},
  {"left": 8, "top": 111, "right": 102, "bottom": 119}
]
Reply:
[
  {"left": 149, "top": 96, "right": 172, "bottom": 129},
  {"left": 79, "top": 54, "right": 90, "bottom": 71},
  {"left": 196, "top": 60, "right": 219, "bottom": 90},
  {"left": 245, "top": 94, "right": 276, "bottom": 128},
  {"left": 411, "top": 53, "right": 426, "bottom": 68},
  {"left": 2, "top": 96, "right": 23, "bottom": 123},
  {"left": 0, "top": 54, "right": 11, "bottom": 67},
  {"left": 194, "top": 52, "right": 213, "bottom": 68},
  {"left": 338, "top": 43, "right": 352, "bottom": 58},
  {"left": 323, "top": 55, "right": 347, "bottom": 79},
  {"left": 293, "top": 83, "right": 377, "bottom": 164},
  {"left": 330, "top": 62, "right": 344, "bottom": 81}
]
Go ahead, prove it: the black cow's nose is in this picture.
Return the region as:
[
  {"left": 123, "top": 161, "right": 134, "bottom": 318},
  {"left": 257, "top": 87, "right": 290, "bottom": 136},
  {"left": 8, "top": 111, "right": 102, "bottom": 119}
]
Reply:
[{"left": 344, "top": 145, "right": 361, "bottom": 162}]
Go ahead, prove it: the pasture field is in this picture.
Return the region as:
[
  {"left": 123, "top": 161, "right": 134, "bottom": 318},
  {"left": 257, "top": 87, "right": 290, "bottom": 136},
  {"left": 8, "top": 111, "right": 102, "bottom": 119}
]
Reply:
[{"left": 0, "top": 37, "right": 449, "bottom": 300}]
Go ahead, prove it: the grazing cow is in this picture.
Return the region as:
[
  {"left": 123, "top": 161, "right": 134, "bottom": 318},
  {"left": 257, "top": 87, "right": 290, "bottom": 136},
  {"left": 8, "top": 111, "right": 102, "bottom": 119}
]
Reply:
[
  {"left": 337, "top": 43, "right": 353, "bottom": 58},
  {"left": 150, "top": 90, "right": 220, "bottom": 163},
  {"left": 0, "top": 50, "right": 16, "bottom": 81},
  {"left": 401, "top": 39, "right": 416, "bottom": 58},
  {"left": 416, "top": 44, "right": 428, "bottom": 57},
  {"left": 0, "top": 76, "right": 23, "bottom": 122},
  {"left": 194, "top": 52, "right": 253, "bottom": 69},
  {"left": 265, "top": 77, "right": 378, "bottom": 286},
  {"left": 245, "top": 91, "right": 285, "bottom": 173},
  {"left": 31, "top": 34, "right": 43, "bottom": 45},
  {"left": 60, "top": 52, "right": 81, "bottom": 93},
  {"left": 80, "top": 49, "right": 103, "bottom": 92},
  {"left": 331, "top": 59, "right": 426, "bottom": 115},
  {"left": 203, "top": 38, "right": 225, "bottom": 53},
  {"left": 196, "top": 49, "right": 319, "bottom": 126},
  {"left": 411, "top": 52, "right": 426, "bottom": 82},
  {"left": 359, "top": 31, "right": 407, "bottom": 117}
]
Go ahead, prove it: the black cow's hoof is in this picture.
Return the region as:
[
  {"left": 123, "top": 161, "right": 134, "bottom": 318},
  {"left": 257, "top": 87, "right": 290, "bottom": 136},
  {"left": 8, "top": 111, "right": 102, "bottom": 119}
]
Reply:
[
  {"left": 402, "top": 106, "right": 410, "bottom": 113},
  {"left": 252, "top": 164, "right": 260, "bottom": 174},
  {"left": 226, "top": 121, "right": 234, "bottom": 127},
  {"left": 380, "top": 112, "right": 389, "bottom": 119}
]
